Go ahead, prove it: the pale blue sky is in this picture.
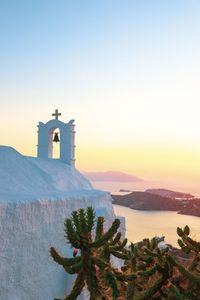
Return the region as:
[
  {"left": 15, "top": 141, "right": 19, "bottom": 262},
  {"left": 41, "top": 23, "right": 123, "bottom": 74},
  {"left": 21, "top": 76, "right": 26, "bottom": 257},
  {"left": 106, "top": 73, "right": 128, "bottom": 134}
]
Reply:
[
  {"left": 1, "top": 0, "right": 200, "bottom": 99},
  {"left": 1, "top": 1, "right": 200, "bottom": 180}
]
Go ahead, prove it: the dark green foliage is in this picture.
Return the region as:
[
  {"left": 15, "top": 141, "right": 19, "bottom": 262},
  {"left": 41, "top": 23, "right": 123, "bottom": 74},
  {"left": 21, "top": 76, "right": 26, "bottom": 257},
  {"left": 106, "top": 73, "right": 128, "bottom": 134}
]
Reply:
[
  {"left": 50, "top": 210, "right": 200, "bottom": 300},
  {"left": 184, "top": 225, "right": 190, "bottom": 236},
  {"left": 121, "top": 226, "right": 200, "bottom": 299},
  {"left": 104, "top": 268, "right": 120, "bottom": 299},
  {"left": 95, "top": 216, "right": 104, "bottom": 241},
  {"left": 177, "top": 227, "right": 184, "bottom": 237},
  {"left": 50, "top": 207, "right": 127, "bottom": 300}
]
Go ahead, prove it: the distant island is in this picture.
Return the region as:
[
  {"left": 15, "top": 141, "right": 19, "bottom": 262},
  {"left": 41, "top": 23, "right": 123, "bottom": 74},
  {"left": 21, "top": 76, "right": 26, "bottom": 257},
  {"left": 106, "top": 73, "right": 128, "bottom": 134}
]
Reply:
[
  {"left": 145, "top": 188, "right": 194, "bottom": 199},
  {"left": 83, "top": 171, "right": 142, "bottom": 182},
  {"left": 112, "top": 188, "right": 200, "bottom": 217},
  {"left": 119, "top": 189, "right": 132, "bottom": 192}
]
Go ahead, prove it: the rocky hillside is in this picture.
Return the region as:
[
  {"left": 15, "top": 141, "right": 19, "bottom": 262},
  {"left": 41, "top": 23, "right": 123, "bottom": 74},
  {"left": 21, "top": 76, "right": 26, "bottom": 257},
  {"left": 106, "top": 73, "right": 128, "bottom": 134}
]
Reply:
[
  {"left": 112, "top": 191, "right": 182, "bottom": 210},
  {"left": 145, "top": 188, "right": 194, "bottom": 199},
  {"left": 178, "top": 198, "right": 200, "bottom": 217},
  {"left": 112, "top": 191, "right": 200, "bottom": 217}
]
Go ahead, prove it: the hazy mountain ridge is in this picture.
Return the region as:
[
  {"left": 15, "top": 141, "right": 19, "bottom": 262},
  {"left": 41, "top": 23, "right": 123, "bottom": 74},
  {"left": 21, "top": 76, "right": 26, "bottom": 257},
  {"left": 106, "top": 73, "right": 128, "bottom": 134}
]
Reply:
[{"left": 83, "top": 171, "right": 142, "bottom": 182}]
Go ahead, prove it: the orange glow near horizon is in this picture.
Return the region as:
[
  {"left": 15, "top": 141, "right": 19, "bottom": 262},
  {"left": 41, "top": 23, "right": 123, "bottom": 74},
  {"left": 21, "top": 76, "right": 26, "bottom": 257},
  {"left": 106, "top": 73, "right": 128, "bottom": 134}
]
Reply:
[
  {"left": 76, "top": 145, "right": 200, "bottom": 182},
  {"left": 1, "top": 120, "right": 199, "bottom": 184},
  {"left": 1, "top": 1, "right": 200, "bottom": 196},
  {"left": 1, "top": 113, "right": 200, "bottom": 187}
]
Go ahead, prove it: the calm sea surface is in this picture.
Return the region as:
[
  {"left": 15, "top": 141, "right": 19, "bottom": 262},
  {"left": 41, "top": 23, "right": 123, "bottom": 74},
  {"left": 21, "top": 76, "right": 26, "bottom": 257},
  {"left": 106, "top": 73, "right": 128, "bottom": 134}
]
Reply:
[
  {"left": 91, "top": 180, "right": 200, "bottom": 246},
  {"left": 91, "top": 180, "right": 200, "bottom": 197},
  {"left": 113, "top": 205, "right": 200, "bottom": 247}
]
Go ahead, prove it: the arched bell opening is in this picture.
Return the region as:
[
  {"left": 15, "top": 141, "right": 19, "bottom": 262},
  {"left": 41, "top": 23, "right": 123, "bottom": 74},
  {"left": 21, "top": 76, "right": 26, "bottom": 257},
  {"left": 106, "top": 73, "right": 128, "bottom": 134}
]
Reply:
[
  {"left": 48, "top": 127, "right": 60, "bottom": 159},
  {"left": 37, "top": 113, "right": 75, "bottom": 166}
]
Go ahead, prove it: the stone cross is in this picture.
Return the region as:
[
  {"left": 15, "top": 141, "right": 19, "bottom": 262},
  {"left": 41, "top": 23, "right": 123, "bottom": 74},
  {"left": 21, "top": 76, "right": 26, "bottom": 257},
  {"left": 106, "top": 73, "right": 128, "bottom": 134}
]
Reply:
[{"left": 52, "top": 109, "right": 61, "bottom": 120}]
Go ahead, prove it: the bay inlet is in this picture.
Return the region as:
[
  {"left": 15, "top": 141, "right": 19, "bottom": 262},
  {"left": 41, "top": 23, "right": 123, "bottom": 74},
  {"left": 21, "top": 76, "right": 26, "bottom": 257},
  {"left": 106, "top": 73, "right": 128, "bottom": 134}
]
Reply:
[{"left": 114, "top": 204, "right": 200, "bottom": 247}]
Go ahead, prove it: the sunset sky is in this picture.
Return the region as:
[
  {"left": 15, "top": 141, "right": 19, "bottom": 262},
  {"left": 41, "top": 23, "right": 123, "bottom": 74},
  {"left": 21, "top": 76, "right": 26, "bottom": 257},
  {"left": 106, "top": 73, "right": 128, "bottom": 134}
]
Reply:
[{"left": 1, "top": 1, "right": 200, "bottom": 187}]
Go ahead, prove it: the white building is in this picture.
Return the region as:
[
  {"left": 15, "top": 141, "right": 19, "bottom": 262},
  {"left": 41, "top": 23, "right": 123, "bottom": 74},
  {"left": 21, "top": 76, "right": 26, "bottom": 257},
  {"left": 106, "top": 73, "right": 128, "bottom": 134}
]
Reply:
[{"left": 37, "top": 109, "right": 75, "bottom": 166}]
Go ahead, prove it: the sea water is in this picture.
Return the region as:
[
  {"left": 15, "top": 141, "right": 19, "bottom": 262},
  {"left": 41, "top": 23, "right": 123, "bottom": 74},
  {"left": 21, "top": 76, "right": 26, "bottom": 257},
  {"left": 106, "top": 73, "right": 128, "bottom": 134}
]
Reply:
[
  {"left": 91, "top": 180, "right": 200, "bottom": 246},
  {"left": 91, "top": 180, "right": 200, "bottom": 197},
  {"left": 114, "top": 204, "right": 200, "bottom": 247}
]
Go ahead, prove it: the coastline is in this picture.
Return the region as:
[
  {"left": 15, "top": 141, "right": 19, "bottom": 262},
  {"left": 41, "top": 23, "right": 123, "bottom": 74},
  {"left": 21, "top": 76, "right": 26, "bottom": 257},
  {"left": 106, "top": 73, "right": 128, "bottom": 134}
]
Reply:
[{"left": 111, "top": 191, "right": 200, "bottom": 218}]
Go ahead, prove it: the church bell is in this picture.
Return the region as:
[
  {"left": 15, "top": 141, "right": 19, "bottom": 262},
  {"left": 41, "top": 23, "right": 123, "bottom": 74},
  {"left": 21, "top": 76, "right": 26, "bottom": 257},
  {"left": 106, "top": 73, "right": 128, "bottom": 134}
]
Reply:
[{"left": 53, "top": 132, "right": 60, "bottom": 143}]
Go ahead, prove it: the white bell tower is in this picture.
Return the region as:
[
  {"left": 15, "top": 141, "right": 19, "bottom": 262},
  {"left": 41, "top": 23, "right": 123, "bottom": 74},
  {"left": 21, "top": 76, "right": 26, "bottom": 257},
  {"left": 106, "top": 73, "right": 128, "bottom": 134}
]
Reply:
[{"left": 37, "top": 110, "right": 75, "bottom": 166}]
